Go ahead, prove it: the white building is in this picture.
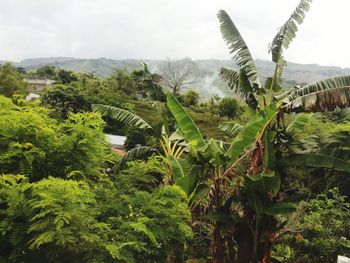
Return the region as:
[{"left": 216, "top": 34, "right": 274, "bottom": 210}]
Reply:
[
  {"left": 106, "top": 134, "right": 127, "bottom": 156},
  {"left": 24, "top": 77, "right": 54, "bottom": 93}
]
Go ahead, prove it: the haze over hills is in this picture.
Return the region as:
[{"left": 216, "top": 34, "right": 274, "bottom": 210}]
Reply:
[{"left": 3, "top": 57, "right": 350, "bottom": 98}]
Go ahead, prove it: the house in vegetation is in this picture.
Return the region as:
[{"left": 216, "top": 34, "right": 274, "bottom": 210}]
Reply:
[
  {"left": 24, "top": 76, "right": 54, "bottom": 93},
  {"left": 106, "top": 134, "right": 127, "bottom": 156}
]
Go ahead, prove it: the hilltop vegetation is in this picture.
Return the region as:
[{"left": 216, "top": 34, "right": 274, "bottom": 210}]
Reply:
[
  {"left": 4, "top": 57, "right": 350, "bottom": 99},
  {"left": 0, "top": 0, "right": 350, "bottom": 262}
]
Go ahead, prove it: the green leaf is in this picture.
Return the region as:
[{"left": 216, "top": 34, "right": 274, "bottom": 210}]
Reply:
[
  {"left": 218, "top": 121, "right": 242, "bottom": 137},
  {"left": 217, "top": 10, "right": 261, "bottom": 89},
  {"left": 166, "top": 94, "right": 205, "bottom": 148},
  {"left": 219, "top": 67, "right": 240, "bottom": 92},
  {"left": 284, "top": 77, "right": 350, "bottom": 112},
  {"left": 92, "top": 104, "right": 152, "bottom": 129},
  {"left": 167, "top": 156, "right": 200, "bottom": 196},
  {"left": 247, "top": 192, "right": 263, "bottom": 216},
  {"left": 283, "top": 153, "right": 350, "bottom": 173},
  {"left": 114, "top": 146, "right": 158, "bottom": 171},
  {"left": 286, "top": 113, "right": 312, "bottom": 133},
  {"left": 244, "top": 172, "right": 281, "bottom": 197},
  {"left": 189, "top": 183, "right": 210, "bottom": 203},
  {"left": 199, "top": 139, "right": 226, "bottom": 166},
  {"left": 140, "top": 62, "right": 161, "bottom": 102},
  {"left": 339, "top": 238, "right": 350, "bottom": 249},
  {"left": 270, "top": 0, "right": 312, "bottom": 63},
  {"left": 228, "top": 104, "right": 277, "bottom": 163},
  {"left": 264, "top": 202, "right": 297, "bottom": 216}
]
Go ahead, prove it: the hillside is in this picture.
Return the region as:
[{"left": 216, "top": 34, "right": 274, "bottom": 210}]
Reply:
[{"left": 6, "top": 57, "right": 350, "bottom": 98}]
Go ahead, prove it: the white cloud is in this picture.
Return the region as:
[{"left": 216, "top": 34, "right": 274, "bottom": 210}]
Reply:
[{"left": 0, "top": 0, "right": 349, "bottom": 67}]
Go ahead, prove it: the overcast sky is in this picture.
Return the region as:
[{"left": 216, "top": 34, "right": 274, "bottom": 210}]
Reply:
[{"left": 0, "top": 0, "right": 349, "bottom": 67}]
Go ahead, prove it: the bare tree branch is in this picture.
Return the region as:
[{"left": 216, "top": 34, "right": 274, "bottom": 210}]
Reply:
[{"left": 159, "top": 58, "right": 198, "bottom": 94}]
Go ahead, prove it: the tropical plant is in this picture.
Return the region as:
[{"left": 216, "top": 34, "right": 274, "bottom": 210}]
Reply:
[
  {"left": 0, "top": 63, "right": 26, "bottom": 97},
  {"left": 273, "top": 188, "right": 350, "bottom": 263},
  {"left": 0, "top": 96, "right": 113, "bottom": 181},
  {"left": 163, "top": 1, "right": 350, "bottom": 262}
]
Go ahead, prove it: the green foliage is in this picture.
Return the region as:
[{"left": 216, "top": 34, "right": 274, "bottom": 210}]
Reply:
[
  {"left": 270, "top": 0, "right": 312, "bottom": 64},
  {"left": 36, "top": 65, "right": 56, "bottom": 78},
  {"left": 217, "top": 10, "right": 260, "bottom": 89},
  {"left": 0, "top": 96, "right": 112, "bottom": 181},
  {"left": 96, "top": 158, "right": 192, "bottom": 262},
  {"left": 0, "top": 154, "right": 192, "bottom": 262},
  {"left": 179, "top": 89, "right": 200, "bottom": 107},
  {"left": 28, "top": 178, "right": 99, "bottom": 252},
  {"left": 132, "top": 63, "right": 166, "bottom": 101},
  {"left": 107, "top": 68, "right": 137, "bottom": 97},
  {"left": 115, "top": 146, "right": 158, "bottom": 172},
  {"left": 228, "top": 104, "right": 277, "bottom": 162},
  {"left": 41, "top": 84, "right": 92, "bottom": 118},
  {"left": 0, "top": 63, "right": 26, "bottom": 97},
  {"left": 217, "top": 97, "right": 240, "bottom": 119},
  {"left": 115, "top": 156, "right": 165, "bottom": 194},
  {"left": 167, "top": 94, "right": 205, "bottom": 148},
  {"left": 280, "top": 189, "right": 350, "bottom": 263},
  {"left": 93, "top": 104, "right": 152, "bottom": 130},
  {"left": 0, "top": 175, "right": 32, "bottom": 260},
  {"left": 56, "top": 69, "right": 78, "bottom": 84}
]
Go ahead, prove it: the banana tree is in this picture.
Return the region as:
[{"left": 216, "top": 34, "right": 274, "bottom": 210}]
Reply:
[{"left": 166, "top": 0, "right": 350, "bottom": 262}]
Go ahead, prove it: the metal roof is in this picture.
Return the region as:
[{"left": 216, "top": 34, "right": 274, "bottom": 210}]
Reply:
[{"left": 106, "top": 134, "right": 127, "bottom": 146}]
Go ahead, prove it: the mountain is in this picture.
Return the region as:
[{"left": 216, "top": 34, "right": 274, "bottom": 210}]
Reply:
[{"left": 6, "top": 57, "right": 350, "bottom": 98}]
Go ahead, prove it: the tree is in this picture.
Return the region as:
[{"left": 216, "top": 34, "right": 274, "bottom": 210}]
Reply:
[
  {"left": 0, "top": 96, "right": 113, "bottom": 181},
  {"left": 164, "top": 1, "right": 350, "bottom": 262},
  {"left": 217, "top": 97, "right": 240, "bottom": 119},
  {"left": 36, "top": 65, "right": 56, "bottom": 78},
  {"left": 41, "top": 84, "right": 91, "bottom": 118},
  {"left": 180, "top": 89, "right": 200, "bottom": 107},
  {"left": 159, "top": 58, "right": 197, "bottom": 95},
  {"left": 107, "top": 68, "right": 137, "bottom": 97},
  {"left": 132, "top": 66, "right": 166, "bottom": 101},
  {"left": 56, "top": 69, "right": 78, "bottom": 84},
  {"left": 0, "top": 157, "right": 192, "bottom": 262},
  {"left": 0, "top": 63, "right": 26, "bottom": 97},
  {"left": 274, "top": 188, "right": 350, "bottom": 263}
]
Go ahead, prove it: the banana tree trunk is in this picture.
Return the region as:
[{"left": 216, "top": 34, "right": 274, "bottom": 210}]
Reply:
[
  {"left": 236, "top": 224, "right": 254, "bottom": 263},
  {"left": 211, "top": 223, "right": 225, "bottom": 263},
  {"left": 257, "top": 217, "right": 278, "bottom": 263},
  {"left": 174, "top": 242, "right": 185, "bottom": 263}
]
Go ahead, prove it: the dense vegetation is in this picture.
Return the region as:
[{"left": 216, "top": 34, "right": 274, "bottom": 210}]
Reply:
[{"left": 0, "top": 1, "right": 350, "bottom": 262}]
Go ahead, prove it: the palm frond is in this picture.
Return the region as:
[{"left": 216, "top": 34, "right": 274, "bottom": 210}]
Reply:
[
  {"left": 283, "top": 131, "right": 350, "bottom": 173},
  {"left": 92, "top": 104, "right": 152, "bottom": 129},
  {"left": 283, "top": 76, "right": 350, "bottom": 112},
  {"left": 114, "top": 146, "right": 158, "bottom": 171},
  {"left": 140, "top": 61, "right": 162, "bottom": 102},
  {"left": 218, "top": 121, "right": 242, "bottom": 137},
  {"left": 217, "top": 10, "right": 261, "bottom": 89},
  {"left": 219, "top": 67, "right": 240, "bottom": 92},
  {"left": 219, "top": 67, "right": 259, "bottom": 108},
  {"left": 166, "top": 94, "right": 205, "bottom": 148},
  {"left": 269, "top": 0, "right": 312, "bottom": 63},
  {"left": 286, "top": 113, "right": 312, "bottom": 133}
]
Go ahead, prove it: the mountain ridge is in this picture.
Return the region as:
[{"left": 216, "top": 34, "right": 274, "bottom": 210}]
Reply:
[{"left": 3, "top": 57, "right": 350, "bottom": 97}]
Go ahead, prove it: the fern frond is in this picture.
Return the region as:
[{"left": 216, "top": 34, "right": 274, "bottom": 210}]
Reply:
[{"left": 92, "top": 104, "right": 152, "bottom": 129}]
